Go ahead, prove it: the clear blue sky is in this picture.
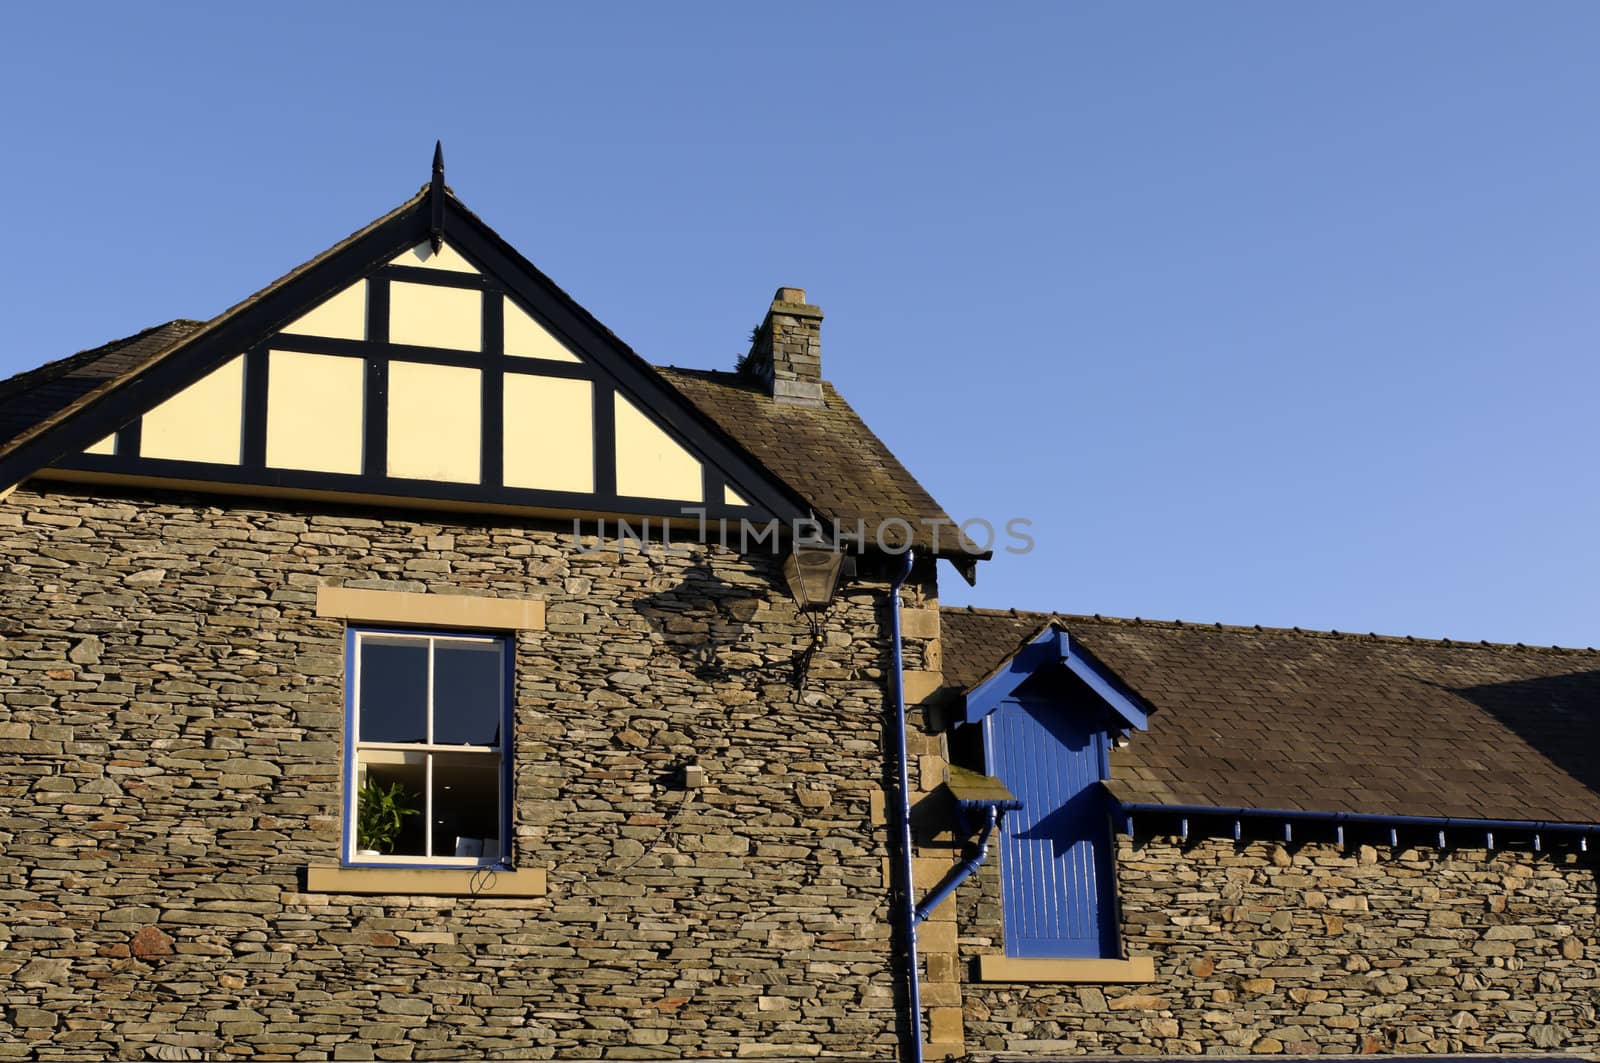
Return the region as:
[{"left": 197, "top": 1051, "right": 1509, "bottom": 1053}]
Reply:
[{"left": 6, "top": 3, "right": 1598, "bottom": 647}]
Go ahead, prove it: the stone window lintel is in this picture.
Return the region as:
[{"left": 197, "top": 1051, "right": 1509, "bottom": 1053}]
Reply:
[{"left": 315, "top": 585, "right": 545, "bottom": 631}]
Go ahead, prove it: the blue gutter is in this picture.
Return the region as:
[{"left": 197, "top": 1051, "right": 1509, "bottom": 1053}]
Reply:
[
  {"left": 887, "top": 549, "right": 922, "bottom": 1063},
  {"left": 1115, "top": 801, "right": 1600, "bottom": 851}
]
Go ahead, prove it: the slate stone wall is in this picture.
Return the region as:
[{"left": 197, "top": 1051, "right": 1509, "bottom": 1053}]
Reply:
[
  {"left": 957, "top": 833, "right": 1600, "bottom": 1058},
  {"left": 14, "top": 481, "right": 1595, "bottom": 1062},
  {"left": 0, "top": 484, "right": 930, "bottom": 1061}
]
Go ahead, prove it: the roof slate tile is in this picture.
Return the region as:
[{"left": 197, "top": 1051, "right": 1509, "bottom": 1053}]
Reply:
[
  {"left": 941, "top": 606, "right": 1600, "bottom": 824},
  {"left": 656, "top": 367, "right": 979, "bottom": 558},
  {"left": 0, "top": 321, "right": 203, "bottom": 450}
]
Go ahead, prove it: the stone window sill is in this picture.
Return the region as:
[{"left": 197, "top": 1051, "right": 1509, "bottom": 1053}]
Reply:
[
  {"left": 976, "top": 955, "right": 1156, "bottom": 983},
  {"left": 304, "top": 865, "right": 547, "bottom": 897}
]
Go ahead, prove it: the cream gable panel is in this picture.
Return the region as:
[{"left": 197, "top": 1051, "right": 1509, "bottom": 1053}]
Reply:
[
  {"left": 282, "top": 280, "right": 367, "bottom": 340},
  {"left": 390, "top": 281, "right": 482, "bottom": 352},
  {"left": 266, "top": 351, "right": 365, "bottom": 475},
  {"left": 140, "top": 356, "right": 245, "bottom": 465},
  {"left": 504, "top": 301, "right": 581, "bottom": 362},
  {"left": 504, "top": 375, "right": 593, "bottom": 493},
  {"left": 614, "top": 394, "right": 702, "bottom": 502},
  {"left": 388, "top": 362, "right": 481, "bottom": 483},
  {"left": 53, "top": 228, "right": 788, "bottom": 517},
  {"left": 391, "top": 241, "right": 478, "bottom": 273}
]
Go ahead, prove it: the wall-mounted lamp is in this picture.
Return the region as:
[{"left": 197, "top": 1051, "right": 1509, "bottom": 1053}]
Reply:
[{"left": 783, "top": 547, "right": 846, "bottom": 611}]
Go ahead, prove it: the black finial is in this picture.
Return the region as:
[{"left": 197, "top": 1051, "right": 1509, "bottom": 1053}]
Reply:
[{"left": 429, "top": 140, "right": 446, "bottom": 254}]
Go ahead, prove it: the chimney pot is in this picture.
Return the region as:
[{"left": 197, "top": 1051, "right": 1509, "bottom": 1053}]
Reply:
[{"left": 775, "top": 286, "right": 807, "bottom": 304}]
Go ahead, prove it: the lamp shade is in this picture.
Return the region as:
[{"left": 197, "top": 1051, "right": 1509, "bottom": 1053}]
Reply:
[{"left": 783, "top": 548, "right": 845, "bottom": 610}]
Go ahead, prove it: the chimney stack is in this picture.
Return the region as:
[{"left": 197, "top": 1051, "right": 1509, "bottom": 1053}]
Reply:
[{"left": 744, "top": 287, "right": 824, "bottom": 406}]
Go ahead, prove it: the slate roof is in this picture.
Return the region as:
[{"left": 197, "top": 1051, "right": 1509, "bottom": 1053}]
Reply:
[
  {"left": 658, "top": 368, "right": 979, "bottom": 562},
  {"left": 940, "top": 606, "right": 1600, "bottom": 824},
  {"left": 0, "top": 321, "right": 203, "bottom": 451}
]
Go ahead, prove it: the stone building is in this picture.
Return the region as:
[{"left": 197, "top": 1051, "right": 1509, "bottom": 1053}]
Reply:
[
  {"left": 1, "top": 159, "right": 1597, "bottom": 1061},
  {"left": 921, "top": 609, "right": 1600, "bottom": 1059}
]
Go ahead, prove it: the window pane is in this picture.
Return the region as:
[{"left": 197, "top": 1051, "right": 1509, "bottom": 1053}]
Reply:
[
  {"left": 355, "top": 752, "right": 426, "bottom": 857},
  {"left": 359, "top": 637, "right": 428, "bottom": 743},
  {"left": 433, "top": 640, "right": 504, "bottom": 747},
  {"left": 432, "top": 752, "right": 502, "bottom": 861}
]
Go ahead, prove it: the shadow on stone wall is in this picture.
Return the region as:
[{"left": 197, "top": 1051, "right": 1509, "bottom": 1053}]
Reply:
[{"left": 630, "top": 555, "right": 838, "bottom": 716}]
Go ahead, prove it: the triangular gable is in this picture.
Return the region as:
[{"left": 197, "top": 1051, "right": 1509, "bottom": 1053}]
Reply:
[
  {"left": 956, "top": 621, "right": 1151, "bottom": 731},
  {"left": 8, "top": 186, "right": 811, "bottom": 528}
]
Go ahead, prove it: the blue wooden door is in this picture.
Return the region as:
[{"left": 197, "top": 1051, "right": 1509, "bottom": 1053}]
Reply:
[{"left": 984, "top": 695, "right": 1117, "bottom": 958}]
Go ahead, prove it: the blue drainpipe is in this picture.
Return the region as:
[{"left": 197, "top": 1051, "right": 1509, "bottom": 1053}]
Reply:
[
  {"left": 887, "top": 548, "right": 923, "bottom": 1063},
  {"left": 914, "top": 803, "right": 1002, "bottom": 924}
]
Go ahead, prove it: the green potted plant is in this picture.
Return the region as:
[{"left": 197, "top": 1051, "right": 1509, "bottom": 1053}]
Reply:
[{"left": 356, "top": 777, "right": 420, "bottom": 857}]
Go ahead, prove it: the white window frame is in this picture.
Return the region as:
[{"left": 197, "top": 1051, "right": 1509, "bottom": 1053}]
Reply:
[{"left": 343, "top": 627, "right": 509, "bottom": 868}]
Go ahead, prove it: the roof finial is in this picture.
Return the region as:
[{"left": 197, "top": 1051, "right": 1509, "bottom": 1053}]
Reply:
[{"left": 429, "top": 140, "right": 446, "bottom": 254}]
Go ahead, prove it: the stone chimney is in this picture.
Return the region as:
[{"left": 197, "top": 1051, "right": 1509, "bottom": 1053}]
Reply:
[{"left": 744, "top": 287, "right": 824, "bottom": 406}]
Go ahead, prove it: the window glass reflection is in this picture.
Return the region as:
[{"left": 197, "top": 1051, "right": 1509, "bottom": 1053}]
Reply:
[
  {"left": 359, "top": 638, "right": 428, "bottom": 743},
  {"left": 433, "top": 641, "right": 503, "bottom": 747}
]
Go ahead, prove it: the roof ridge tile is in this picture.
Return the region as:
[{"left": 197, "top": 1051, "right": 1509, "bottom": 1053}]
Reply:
[{"left": 941, "top": 605, "right": 1600, "bottom": 657}]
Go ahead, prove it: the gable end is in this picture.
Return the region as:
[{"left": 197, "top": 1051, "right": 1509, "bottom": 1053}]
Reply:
[{"left": 7, "top": 190, "right": 814, "bottom": 529}]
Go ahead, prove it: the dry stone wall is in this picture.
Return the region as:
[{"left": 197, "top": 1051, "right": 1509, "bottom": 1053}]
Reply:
[
  {"left": 0, "top": 484, "right": 915, "bottom": 1061},
  {"left": 11, "top": 481, "right": 1595, "bottom": 1062},
  {"left": 957, "top": 834, "right": 1600, "bottom": 1058}
]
